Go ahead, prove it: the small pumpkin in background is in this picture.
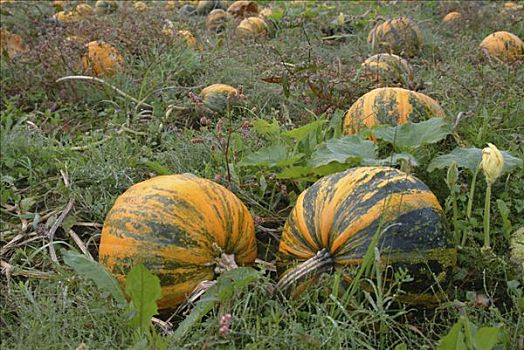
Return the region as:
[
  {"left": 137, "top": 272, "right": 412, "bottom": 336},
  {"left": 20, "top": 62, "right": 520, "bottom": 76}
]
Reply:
[
  {"left": 343, "top": 87, "right": 445, "bottom": 137},
  {"left": 206, "top": 9, "right": 228, "bottom": 32},
  {"left": 258, "top": 6, "right": 272, "bottom": 19},
  {"left": 82, "top": 41, "right": 123, "bottom": 77},
  {"left": 95, "top": 0, "right": 118, "bottom": 14},
  {"left": 276, "top": 166, "right": 456, "bottom": 305},
  {"left": 53, "top": 10, "right": 81, "bottom": 22},
  {"left": 442, "top": 11, "right": 462, "bottom": 25},
  {"left": 236, "top": 16, "right": 268, "bottom": 38},
  {"left": 227, "top": 0, "right": 258, "bottom": 18},
  {"left": 75, "top": 3, "right": 94, "bottom": 16},
  {"left": 99, "top": 174, "right": 257, "bottom": 310},
  {"left": 165, "top": 1, "right": 177, "bottom": 11},
  {"left": 479, "top": 31, "right": 523, "bottom": 64},
  {"left": 0, "top": 30, "right": 28, "bottom": 59},
  {"left": 199, "top": 84, "right": 244, "bottom": 113},
  {"left": 368, "top": 17, "right": 423, "bottom": 57},
  {"left": 196, "top": 0, "right": 226, "bottom": 15},
  {"left": 133, "top": 1, "right": 148, "bottom": 11},
  {"left": 361, "top": 53, "right": 413, "bottom": 86},
  {"left": 177, "top": 30, "right": 199, "bottom": 49}
]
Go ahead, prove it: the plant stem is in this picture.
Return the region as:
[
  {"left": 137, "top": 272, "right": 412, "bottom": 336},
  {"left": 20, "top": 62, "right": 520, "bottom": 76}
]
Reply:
[
  {"left": 466, "top": 166, "right": 480, "bottom": 219},
  {"left": 483, "top": 183, "right": 492, "bottom": 249},
  {"left": 452, "top": 191, "right": 460, "bottom": 246}
]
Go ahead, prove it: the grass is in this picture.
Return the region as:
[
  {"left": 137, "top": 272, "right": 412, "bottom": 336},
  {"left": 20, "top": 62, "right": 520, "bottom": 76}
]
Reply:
[{"left": 1, "top": 1, "right": 524, "bottom": 349}]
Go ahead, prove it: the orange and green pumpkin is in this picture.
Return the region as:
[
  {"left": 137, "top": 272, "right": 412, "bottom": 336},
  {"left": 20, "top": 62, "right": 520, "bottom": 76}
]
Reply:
[
  {"left": 442, "top": 11, "right": 462, "bottom": 24},
  {"left": 82, "top": 41, "right": 123, "bottom": 77},
  {"left": 227, "top": 0, "right": 258, "bottom": 18},
  {"left": 276, "top": 166, "right": 456, "bottom": 304},
  {"left": 361, "top": 53, "right": 413, "bottom": 86},
  {"left": 236, "top": 16, "right": 268, "bottom": 38},
  {"left": 368, "top": 17, "right": 423, "bottom": 57},
  {"left": 200, "top": 84, "right": 243, "bottom": 112},
  {"left": 99, "top": 174, "right": 257, "bottom": 309},
  {"left": 0, "top": 30, "right": 28, "bottom": 59},
  {"left": 343, "top": 87, "right": 445, "bottom": 136},
  {"left": 479, "top": 31, "right": 523, "bottom": 64},
  {"left": 207, "top": 9, "right": 228, "bottom": 32},
  {"left": 95, "top": 0, "right": 118, "bottom": 14}
]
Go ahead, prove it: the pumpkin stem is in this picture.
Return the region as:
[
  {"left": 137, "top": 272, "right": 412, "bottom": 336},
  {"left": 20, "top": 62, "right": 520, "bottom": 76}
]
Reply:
[
  {"left": 276, "top": 248, "right": 334, "bottom": 293},
  {"left": 214, "top": 253, "right": 238, "bottom": 274}
]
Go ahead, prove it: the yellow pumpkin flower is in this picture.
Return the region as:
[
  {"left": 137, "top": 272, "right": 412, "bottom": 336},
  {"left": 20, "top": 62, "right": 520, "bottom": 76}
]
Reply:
[{"left": 481, "top": 143, "right": 504, "bottom": 185}]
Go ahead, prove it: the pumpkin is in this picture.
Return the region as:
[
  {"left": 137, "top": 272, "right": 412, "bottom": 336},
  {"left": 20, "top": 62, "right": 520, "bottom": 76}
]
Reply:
[
  {"left": 479, "top": 31, "right": 523, "bottom": 64},
  {"left": 165, "top": 1, "right": 177, "bottom": 10},
  {"left": 0, "top": 30, "right": 28, "bottom": 59},
  {"left": 99, "top": 174, "right": 257, "bottom": 309},
  {"left": 75, "top": 3, "right": 94, "bottom": 16},
  {"left": 53, "top": 10, "right": 81, "bottom": 22},
  {"left": 442, "top": 11, "right": 462, "bottom": 24},
  {"left": 503, "top": 1, "right": 524, "bottom": 10},
  {"left": 95, "top": 0, "right": 118, "bottom": 14},
  {"left": 259, "top": 7, "right": 272, "bottom": 19},
  {"left": 227, "top": 0, "right": 258, "bottom": 18},
  {"left": 134, "top": 1, "right": 148, "bottom": 11},
  {"left": 206, "top": 9, "right": 228, "bottom": 32},
  {"left": 81, "top": 41, "right": 123, "bottom": 77},
  {"left": 236, "top": 16, "right": 268, "bottom": 38},
  {"left": 196, "top": 0, "right": 225, "bottom": 15},
  {"left": 177, "top": 30, "right": 199, "bottom": 49},
  {"left": 276, "top": 166, "right": 456, "bottom": 304},
  {"left": 361, "top": 53, "right": 413, "bottom": 86},
  {"left": 343, "top": 87, "right": 445, "bottom": 136},
  {"left": 200, "top": 84, "right": 243, "bottom": 112},
  {"left": 368, "top": 17, "right": 423, "bottom": 57}
]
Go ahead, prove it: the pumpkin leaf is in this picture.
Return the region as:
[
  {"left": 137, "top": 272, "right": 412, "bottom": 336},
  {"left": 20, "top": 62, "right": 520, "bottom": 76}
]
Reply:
[
  {"left": 373, "top": 118, "right": 452, "bottom": 148},
  {"left": 473, "top": 327, "right": 500, "bottom": 350},
  {"left": 252, "top": 118, "right": 281, "bottom": 140},
  {"left": 63, "top": 250, "right": 127, "bottom": 306},
  {"left": 427, "top": 147, "right": 523, "bottom": 173},
  {"left": 437, "top": 319, "right": 467, "bottom": 350},
  {"left": 140, "top": 159, "right": 172, "bottom": 175},
  {"left": 238, "top": 144, "right": 289, "bottom": 167},
  {"left": 365, "top": 153, "right": 419, "bottom": 167},
  {"left": 282, "top": 119, "right": 325, "bottom": 142},
  {"left": 277, "top": 166, "right": 317, "bottom": 181},
  {"left": 125, "top": 264, "right": 162, "bottom": 333},
  {"left": 308, "top": 135, "right": 376, "bottom": 168}
]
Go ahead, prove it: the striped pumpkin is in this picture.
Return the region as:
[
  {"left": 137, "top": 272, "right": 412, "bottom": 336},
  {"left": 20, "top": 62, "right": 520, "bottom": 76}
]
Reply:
[
  {"left": 479, "top": 31, "right": 523, "bottom": 64},
  {"left": 99, "top": 174, "right": 257, "bottom": 309},
  {"left": 368, "top": 17, "right": 423, "bottom": 57},
  {"left": 361, "top": 53, "right": 413, "bottom": 86},
  {"left": 277, "top": 167, "right": 456, "bottom": 304},
  {"left": 343, "top": 87, "right": 445, "bottom": 136}
]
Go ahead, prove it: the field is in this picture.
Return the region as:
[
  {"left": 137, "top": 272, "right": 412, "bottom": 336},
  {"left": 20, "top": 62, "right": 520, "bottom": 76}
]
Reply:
[{"left": 1, "top": 1, "right": 524, "bottom": 349}]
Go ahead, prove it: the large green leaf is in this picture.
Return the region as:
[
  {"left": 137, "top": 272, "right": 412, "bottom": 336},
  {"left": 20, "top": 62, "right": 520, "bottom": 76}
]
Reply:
[
  {"left": 125, "top": 264, "right": 162, "bottom": 333},
  {"left": 373, "top": 118, "right": 452, "bottom": 148},
  {"left": 238, "top": 144, "right": 289, "bottom": 168},
  {"left": 282, "top": 119, "right": 325, "bottom": 142},
  {"left": 63, "top": 250, "right": 126, "bottom": 306},
  {"left": 473, "top": 327, "right": 500, "bottom": 350},
  {"left": 437, "top": 320, "right": 467, "bottom": 350},
  {"left": 428, "top": 147, "right": 523, "bottom": 174},
  {"left": 252, "top": 119, "right": 281, "bottom": 140},
  {"left": 308, "top": 135, "right": 376, "bottom": 168}
]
